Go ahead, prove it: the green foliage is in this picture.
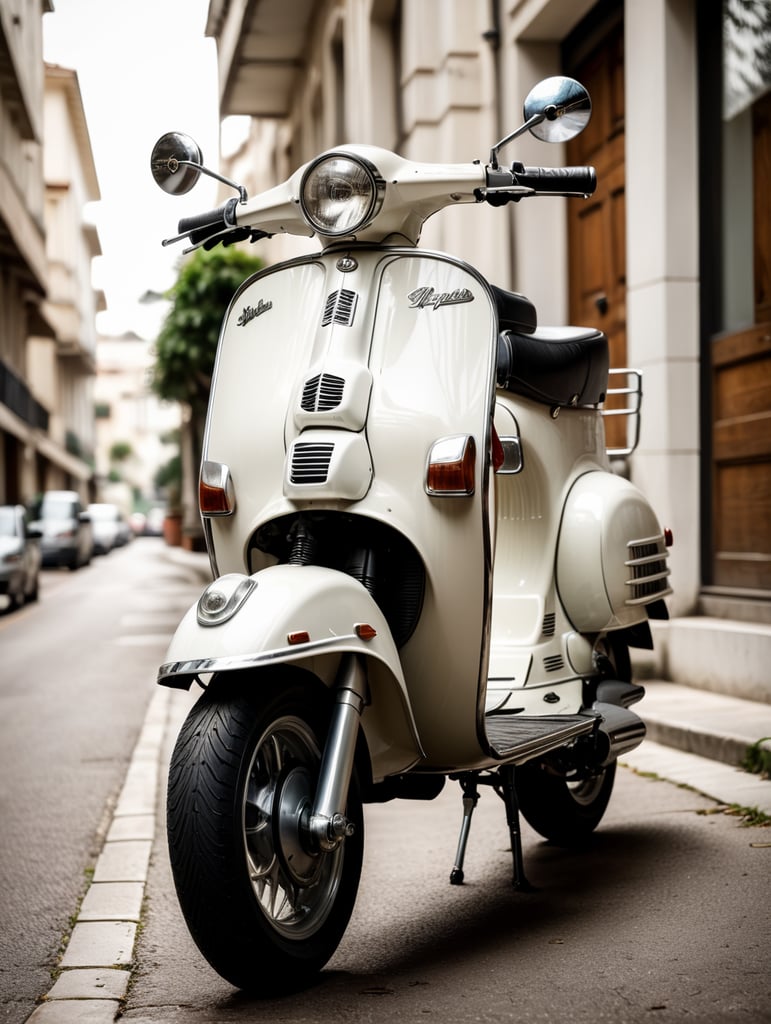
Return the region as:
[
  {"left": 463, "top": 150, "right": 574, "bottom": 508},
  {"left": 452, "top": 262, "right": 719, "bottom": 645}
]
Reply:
[
  {"left": 741, "top": 737, "right": 771, "bottom": 778},
  {"left": 109, "top": 440, "right": 133, "bottom": 462},
  {"left": 154, "top": 453, "right": 181, "bottom": 491},
  {"left": 151, "top": 246, "right": 263, "bottom": 411}
]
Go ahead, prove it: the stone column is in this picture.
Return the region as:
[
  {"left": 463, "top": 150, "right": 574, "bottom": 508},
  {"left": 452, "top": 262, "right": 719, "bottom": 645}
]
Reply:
[{"left": 625, "top": 0, "right": 701, "bottom": 616}]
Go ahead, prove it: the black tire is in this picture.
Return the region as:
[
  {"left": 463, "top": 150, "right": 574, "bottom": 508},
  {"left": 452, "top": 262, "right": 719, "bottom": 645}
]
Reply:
[
  {"left": 516, "top": 633, "right": 631, "bottom": 846},
  {"left": 167, "top": 674, "right": 364, "bottom": 992},
  {"left": 515, "top": 758, "right": 617, "bottom": 847}
]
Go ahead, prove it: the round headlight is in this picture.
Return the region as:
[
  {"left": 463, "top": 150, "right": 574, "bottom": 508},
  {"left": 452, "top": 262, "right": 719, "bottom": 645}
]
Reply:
[{"left": 300, "top": 154, "right": 384, "bottom": 236}]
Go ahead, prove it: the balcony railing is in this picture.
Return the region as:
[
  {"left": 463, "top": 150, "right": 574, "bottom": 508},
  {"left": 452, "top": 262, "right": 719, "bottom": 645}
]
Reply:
[{"left": 0, "top": 360, "right": 49, "bottom": 431}]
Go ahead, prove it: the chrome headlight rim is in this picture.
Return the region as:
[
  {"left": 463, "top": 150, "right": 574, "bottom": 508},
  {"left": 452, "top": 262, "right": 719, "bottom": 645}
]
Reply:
[{"left": 299, "top": 152, "right": 385, "bottom": 237}]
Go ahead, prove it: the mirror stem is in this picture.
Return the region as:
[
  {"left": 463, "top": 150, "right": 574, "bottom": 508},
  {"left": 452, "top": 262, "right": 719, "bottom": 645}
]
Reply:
[
  {"left": 489, "top": 113, "right": 544, "bottom": 169},
  {"left": 173, "top": 160, "right": 248, "bottom": 203}
]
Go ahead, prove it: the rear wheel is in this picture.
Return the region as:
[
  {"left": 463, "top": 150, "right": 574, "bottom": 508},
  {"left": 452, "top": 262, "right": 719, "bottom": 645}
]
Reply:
[
  {"left": 515, "top": 634, "right": 629, "bottom": 846},
  {"left": 167, "top": 675, "right": 364, "bottom": 992},
  {"left": 515, "top": 758, "right": 616, "bottom": 846}
]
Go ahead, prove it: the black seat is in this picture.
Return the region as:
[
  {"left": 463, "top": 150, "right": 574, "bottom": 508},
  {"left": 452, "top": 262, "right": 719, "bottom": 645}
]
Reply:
[
  {"left": 490, "top": 285, "right": 537, "bottom": 335},
  {"left": 497, "top": 326, "right": 609, "bottom": 408}
]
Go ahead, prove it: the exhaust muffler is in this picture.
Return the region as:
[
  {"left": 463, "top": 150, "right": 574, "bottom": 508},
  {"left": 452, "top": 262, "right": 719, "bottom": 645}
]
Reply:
[{"left": 592, "top": 701, "right": 646, "bottom": 767}]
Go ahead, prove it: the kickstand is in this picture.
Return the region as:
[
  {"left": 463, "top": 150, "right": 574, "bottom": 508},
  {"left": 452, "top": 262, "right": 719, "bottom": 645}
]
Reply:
[
  {"left": 449, "top": 774, "right": 479, "bottom": 885},
  {"left": 500, "top": 765, "right": 535, "bottom": 892}
]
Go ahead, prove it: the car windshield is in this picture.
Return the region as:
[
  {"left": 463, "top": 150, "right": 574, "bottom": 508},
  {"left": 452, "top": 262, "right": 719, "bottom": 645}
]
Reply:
[
  {"left": 0, "top": 508, "right": 16, "bottom": 536},
  {"left": 88, "top": 505, "right": 115, "bottom": 521},
  {"left": 41, "top": 498, "right": 75, "bottom": 518}
]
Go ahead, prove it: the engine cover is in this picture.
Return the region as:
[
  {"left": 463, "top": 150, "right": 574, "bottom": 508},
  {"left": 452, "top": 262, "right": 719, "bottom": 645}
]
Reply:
[{"left": 556, "top": 471, "right": 671, "bottom": 632}]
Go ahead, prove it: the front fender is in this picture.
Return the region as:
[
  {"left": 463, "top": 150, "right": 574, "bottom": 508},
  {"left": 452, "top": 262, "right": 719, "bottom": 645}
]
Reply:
[{"left": 158, "top": 563, "right": 423, "bottom": 779}]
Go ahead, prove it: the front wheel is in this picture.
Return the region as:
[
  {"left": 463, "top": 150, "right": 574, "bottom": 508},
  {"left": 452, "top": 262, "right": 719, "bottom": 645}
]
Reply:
[
  {"left": 515, "top": 759, "right": 616, "bottom": 847},
  {"left": 167, "top": 674, "right": 364, "bottom": 992}
]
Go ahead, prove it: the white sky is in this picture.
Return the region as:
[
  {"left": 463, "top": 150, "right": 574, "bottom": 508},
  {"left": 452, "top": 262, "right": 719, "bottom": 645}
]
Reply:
[{"left": 43, "top": 0, "right": 229, "bottom": 339}]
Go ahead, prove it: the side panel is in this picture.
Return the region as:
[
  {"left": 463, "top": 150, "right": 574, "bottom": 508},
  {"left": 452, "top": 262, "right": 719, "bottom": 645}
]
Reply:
[
  {"left": 487, "top": 394, "right": 608, "bottom": 716},
  {"left": 556, "top": 471, "right": 672, "bottom": 631}
]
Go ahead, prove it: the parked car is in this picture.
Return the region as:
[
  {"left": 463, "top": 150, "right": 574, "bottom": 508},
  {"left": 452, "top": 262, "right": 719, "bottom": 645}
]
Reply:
[
  {"left": 143, "top": 506, "right": 166, "bottom": 536},
  {"left": 32, "top": 490, "right": 93, "bottom": 570},
  {"left": 88, "top": 502, "right": 125, "bottom": 555},
  {"left": 0, "top": 504, "right": 42, "bottom": 609},
  {"left": 114, "top": 512, "right": 132, "bottom": 547}
]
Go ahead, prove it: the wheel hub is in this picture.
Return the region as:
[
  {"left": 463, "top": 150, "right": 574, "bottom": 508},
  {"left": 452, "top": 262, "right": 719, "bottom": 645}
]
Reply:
[{"left": 273, "top": 765, "right": 321, "bottom": 886}]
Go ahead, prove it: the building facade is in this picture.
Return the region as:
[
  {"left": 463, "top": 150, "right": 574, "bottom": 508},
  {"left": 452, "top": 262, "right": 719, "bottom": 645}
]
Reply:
[
  {"left": 206, "top": 0, "right": 770, "bottom": 695},
  {"left": 0, "top": 2, "right": 100, "bottom": 507},
  {"left": 93, "top": 330, "right": 181, "bottom": 515}
]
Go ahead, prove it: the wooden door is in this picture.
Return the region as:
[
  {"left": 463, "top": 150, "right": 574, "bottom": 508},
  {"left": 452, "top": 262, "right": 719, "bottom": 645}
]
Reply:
[
  {"left": 565, "top": 17, "right": 626, "bottom": 449},
  {"left": 710, "top": 90, "right": 771, "bottom": 591}
]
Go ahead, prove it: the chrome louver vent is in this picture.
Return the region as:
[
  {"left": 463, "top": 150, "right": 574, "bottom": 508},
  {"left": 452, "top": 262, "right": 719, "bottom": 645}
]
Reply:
[
  {"left": 290, "top": 442, "right": 334, "bottom": 484},
  {"left": 543, "top": 654, "right": 564, "bottom": 673},
  {"left": 301, "top": 373, "right": 345, "bottom": 412},
  {"left": 542, "top": 613, "right": 556, "bottom": 637},
  {"left": 321, "top": 289, "right": 358, "bottom": 327},
  {"left": 625, "top": 536, "right": 672, "bottom": 605}
]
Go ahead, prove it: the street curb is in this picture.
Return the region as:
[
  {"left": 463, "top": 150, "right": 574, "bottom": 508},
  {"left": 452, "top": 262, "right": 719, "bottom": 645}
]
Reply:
[
  {"left": 621, "top": 740, "right": 771, "bottom": 816},
  {"left": 27, "top": 688, "right": 171, "bottom": 1023},
  {"left": 636, "top": 680, "right": 771, "bottom": 770}
]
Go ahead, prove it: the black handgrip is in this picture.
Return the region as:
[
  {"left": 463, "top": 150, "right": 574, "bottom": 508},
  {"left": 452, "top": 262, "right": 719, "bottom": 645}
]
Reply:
[
  {"left": 511, "top": 163, "right": 596, "bottom": 195},
  {"left": 178, "top": 198, "right": 238, "bottom": 244}
]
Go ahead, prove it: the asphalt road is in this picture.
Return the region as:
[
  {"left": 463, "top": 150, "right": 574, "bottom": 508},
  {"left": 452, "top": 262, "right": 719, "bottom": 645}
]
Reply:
[
  {"left": 2, "top": 541, "right": 769, "bottom": 1024},
  {"left": 0, "top": 538, "right": 203, "bottom": 1024},
  {"left": 122, "top": 685, "right": 771, "bottom": 1024}
]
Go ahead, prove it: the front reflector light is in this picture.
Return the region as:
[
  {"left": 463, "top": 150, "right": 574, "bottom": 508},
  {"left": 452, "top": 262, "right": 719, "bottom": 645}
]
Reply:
[
  {"left": 197, "top": 574, "right": 255, "bottom": 626},
  {"left": 200, "top": 460, "right": 235, "bottom": 516},
  {"left": 300, "top": 153, "right": 384, "bottom": 236},
  {"left": 425, "top": 435, "right": 476, "bottom": 496}
]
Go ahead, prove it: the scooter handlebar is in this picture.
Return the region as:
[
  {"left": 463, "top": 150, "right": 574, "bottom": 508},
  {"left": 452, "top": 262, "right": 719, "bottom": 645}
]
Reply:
[
  {"left": 482, "top": 163, "right": 596, "bottom": 205},
  {"left": 511, "top": 162, "right": 596, "bottom": 195},
  {"left": 177, "top": 198, "right": 239, "bottom": 246}
]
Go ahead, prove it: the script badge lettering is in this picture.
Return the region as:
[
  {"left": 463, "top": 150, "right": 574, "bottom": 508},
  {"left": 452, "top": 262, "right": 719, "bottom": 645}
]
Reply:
[
  {"left": 407, "top": 286, "right": 474, "bottom": 311},
  {"left": 237, "top": 298, "right": 273, "bottom": 326}
]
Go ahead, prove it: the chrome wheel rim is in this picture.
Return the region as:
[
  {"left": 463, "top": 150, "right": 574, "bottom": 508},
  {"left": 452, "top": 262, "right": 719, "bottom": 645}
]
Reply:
[
  {"left": 566, "top": 770, "right": 608, "bottom": 806},
  {"left": 242, "top": 715, "right": 344, "bottom": 940}
]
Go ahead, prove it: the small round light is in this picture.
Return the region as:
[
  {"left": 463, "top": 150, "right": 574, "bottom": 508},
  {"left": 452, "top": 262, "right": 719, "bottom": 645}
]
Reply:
[
  {"left": 201, "top": 589, "right": 227, "bottom": 614},
  {"left": 300, "top": 154, "right": 383, "bottom": 236},
  {"left": 197, "top": 574, "right": 256, "bottom": 626}
]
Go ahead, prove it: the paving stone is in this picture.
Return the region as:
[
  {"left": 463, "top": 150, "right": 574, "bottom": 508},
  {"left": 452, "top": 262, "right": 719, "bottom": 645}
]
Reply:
[
  {"left": 60, "top": 921, "right": 136, "bottom": 968},
  {"left": 92, "top": 840, "right": 152, "bottom": 883},
  {"left": 27, "top": 1001, "right": 120, "bottom": 1023},
  {"left": 78, "top": 882, "right": 144, "bottom": 922},
  {"left": 113, "top": 762, "right": 158, "bottom": 817},
  {"left": 106, "top": 813, "right": 154, "bottom": 842},
  {"left": 622, "top": 740, "right": 771, "bottom": 816},
  {"left": 47, "top": 968, "right": 130, "bottom": 1000}
]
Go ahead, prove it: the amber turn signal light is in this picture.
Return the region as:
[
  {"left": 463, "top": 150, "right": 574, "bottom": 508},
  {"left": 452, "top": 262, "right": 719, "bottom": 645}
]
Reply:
[
  {"left": 199, "top": 460, "right": 235, "bottom": 516},
  {"left": 425, "top": 435, "right": 476, "bottom": 496}
]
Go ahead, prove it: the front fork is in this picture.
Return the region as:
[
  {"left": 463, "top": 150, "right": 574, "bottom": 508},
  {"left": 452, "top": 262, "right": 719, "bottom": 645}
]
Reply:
[{"left": 309, "top": 653, "right": 368, "bottom": 851}]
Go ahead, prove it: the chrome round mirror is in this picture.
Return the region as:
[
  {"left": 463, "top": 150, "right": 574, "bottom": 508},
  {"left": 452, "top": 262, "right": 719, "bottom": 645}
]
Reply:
[
  {"left": 150, "top": 132, "right": 204, "bottom": 195},
  {"left": 523, "top": 76, "right": 591, "bottom": 143}
]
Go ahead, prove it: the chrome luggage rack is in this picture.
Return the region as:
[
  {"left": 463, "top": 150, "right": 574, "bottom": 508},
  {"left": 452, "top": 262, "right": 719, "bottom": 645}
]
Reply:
[{"left": 603, "top": 368, "right": 642, "bottom": 457}]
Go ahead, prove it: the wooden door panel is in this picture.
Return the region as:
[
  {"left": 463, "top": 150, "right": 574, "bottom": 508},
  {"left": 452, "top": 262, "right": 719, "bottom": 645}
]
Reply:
[
  {"left": 714, "top": 462, "right": 771, "bottom": 588},
  {"left": 711, "top": 324, "right": 771, "bottom": 589},
  {"left": 566, "top": 18, "right": 625, "bottom": 450}
]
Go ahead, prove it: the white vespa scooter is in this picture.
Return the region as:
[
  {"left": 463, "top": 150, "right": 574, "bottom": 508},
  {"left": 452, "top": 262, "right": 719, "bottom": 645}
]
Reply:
[{"left": 151, "top": 77, "right": 672, "bottom": 991}]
